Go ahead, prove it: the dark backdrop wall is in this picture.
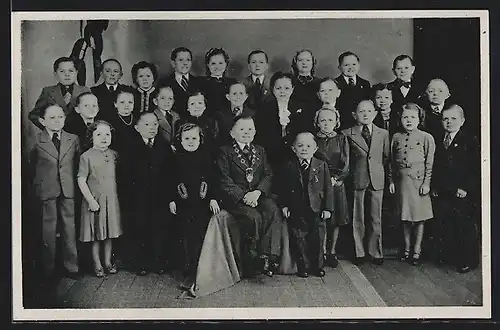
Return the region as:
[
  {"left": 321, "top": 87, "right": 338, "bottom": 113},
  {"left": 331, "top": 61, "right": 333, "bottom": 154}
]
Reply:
[{"left": 21, "top": 18, "right": 413, "bottom": 149}]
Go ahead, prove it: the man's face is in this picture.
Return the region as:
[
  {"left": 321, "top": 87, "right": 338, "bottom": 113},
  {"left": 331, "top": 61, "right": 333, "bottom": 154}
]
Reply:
[
  {"left": 171, "top": 51, "right": 192, "bottom": 75},
  {"left": 102, "top": 61, "right": 123, "bottom": 85}
]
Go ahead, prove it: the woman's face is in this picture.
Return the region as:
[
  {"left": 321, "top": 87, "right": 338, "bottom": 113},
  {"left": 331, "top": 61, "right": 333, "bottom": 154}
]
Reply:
[
  {"left": 114, "top": 92, "right": 135, "bottom": 116},
  {"left": 208, "top": 54, "right": 227, "bottom": 77},
  {"left": 92, "top": 124, "right": 112, "bottom": 149},
  {"left": 136, "top": 67, "right": 155, "bottom": 90},
  {"left": 187, "top": 94, "right": 206, "bottom": 117},
  {"left": 273, "top": 77, "right": 294, "bottom": 102},
  {"left": 296, "top": 51, "right": 313, "bottom": 75}
]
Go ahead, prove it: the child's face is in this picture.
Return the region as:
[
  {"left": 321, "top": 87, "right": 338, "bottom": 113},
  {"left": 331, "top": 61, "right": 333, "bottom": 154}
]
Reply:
[
  {"left": 40, "top": 105, "right": 66, "bottom": 132},
  {"left": 317, "top": 110, "right": 337, "bottom": 134},
  {"left": 318, "top": 80, "right": 340, "bottom": 105},
  {"left": 154, "top": 87, "right": 174, "bottom": 112},
  {"left": 230, "top": 118, "right": 256, "bottom": 144},
  {"left": 135, "top": 113, "right": 159, "bottom": 139},
  {"left": 292, "top": 133, "right": 318, "bottom": 160},
  {"left": 296, "top": 51, "right": 313, "bottom": 75},
  {"left": 180, "top": 127, "right": 201, "bottom": 152},
  {"left": 102, "top": 61, "right": 122, "bottom": 85},
  {"left": 426, "top": 80, "right": 450, "bottom": 105},
  {"left": 248, "top": 53, "right": 268, "bottom": 76},
  {"left": 226, "top": 84, "right": 248, "bottom": 108},
  {"left": 92, "top": 124, "right": 112, "bottom": 149},
  {"left": 374, "top": 89, "right": 393, "bottom": 114},
  {"left": 273, "top": 77, "right": 294, "bottom": 102},
  {"left": 172, "top": 51, "right": 192, "bottom": 75},
  {"left": 441, "top": 108, "right": 465, "bottom": 133},
  {"left": 393, "top": 58, "right": 415, "bottom": 82},
  {"left": 114, "top": 92, "right": 135, "bottom": 116},
  {"left": 187, "top": 94, "right": 206, "bottom": 117},
  {"left": 55, "top": 61, "right": 77, "bottom": 86},
  {"left": 75, "top": 94, "right": 99, "bottom": 120},
  {"left": 354, "top": 101, "right": 377, "bottom": 125},
  {"left": 208, "top": 54, "right": 227, "bottom": 77},
  {"left": 136, "top": 67, "right": 155, "bottom": 90},
  {"left": 400, "top": 109, "right": 420, "bottom": 132},
  {"left": 339, "top": 55, "right": 360, "bottom": 77}
]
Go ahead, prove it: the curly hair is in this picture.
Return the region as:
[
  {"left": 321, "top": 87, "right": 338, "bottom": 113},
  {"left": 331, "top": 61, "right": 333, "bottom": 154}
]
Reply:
[
  {"left": 131, "top": 61, "right": 159, "bottom": 86},
  {"left": 401, "top": 102, "right": 426, "bottom": 129},
  {"left": 85, "top": 120, "right": 114, "bottom": 150},
  {"left": 291, "top": 49, "right": 317, "bottom": 77},
  {"left": 314, "top": 106, "right": 341, "bottom": 130},
  {"left": 204, "top": 48, "right": 230, "bottom": 76},
  {"left": 174, "top": 122, "right": 204, "bottom": 151}
]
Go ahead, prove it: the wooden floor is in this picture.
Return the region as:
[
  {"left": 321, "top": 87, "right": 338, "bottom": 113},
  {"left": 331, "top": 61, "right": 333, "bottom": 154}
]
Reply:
[{"left": 23, "top": 257, "right": 482, "bottom": 309}]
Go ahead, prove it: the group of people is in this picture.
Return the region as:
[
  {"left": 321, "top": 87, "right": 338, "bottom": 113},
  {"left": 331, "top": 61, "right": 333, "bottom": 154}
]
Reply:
[{"left": 26, "top": 46, "right": 480, "bottom": 298}]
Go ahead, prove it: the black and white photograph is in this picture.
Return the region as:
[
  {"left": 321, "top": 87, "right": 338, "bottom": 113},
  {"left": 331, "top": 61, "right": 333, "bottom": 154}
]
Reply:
[{"left": 11, "top": 10, "right": 490, "bottom": 320}]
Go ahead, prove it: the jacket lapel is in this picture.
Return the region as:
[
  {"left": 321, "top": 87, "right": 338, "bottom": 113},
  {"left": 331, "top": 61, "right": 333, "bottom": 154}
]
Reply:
[
  {"left": 369, "top": 125, "right": 381, "bottom": 154},
  {"left": 38, "top": 130, "right": 59, "bottom": 159},
  {"left": 48, "top": 85, "right": 66, "bottom": 108},
  {"left": 348, "top": 126, "right": 369, "bottom": 152},
  {"left": 230, "top": 143, "right": 250, "bottom": 172},
  {"left": 154, "top": 109, "right": 172, "bottom": 136},
  {"left": 308, "top": 158, "right": 320, "bottom": 187},
  {"left": 59, "top": 131, "right": 75, "bottom": 160}
]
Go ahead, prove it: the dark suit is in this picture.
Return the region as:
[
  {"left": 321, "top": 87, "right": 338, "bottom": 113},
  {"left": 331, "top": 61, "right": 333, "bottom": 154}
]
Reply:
[
  {"left": 291, "top": 76, "right": 322, "bottom": 119},
  {"left": 217, "top": 143, "right": 282, "bottom": 266},
  {"left": 128, "top": 134, "right": 174, "bottom": 271},
  {"left": 153, "top": 107, "right": 180, "bottom": 143},
  {"left": 90, "top": 83, "right": 131, "bottom": 121},
  {"left": 387, "top": 79, "right": 425, "bottom": 115},
  {"left": 216, "top": 104, "right": 256, "bottom": 146},
  {"left": 63, "top": 112, "right": 92, "bottom": 149},
  {"left": 29, "top": 84, "right": 91, "bottom": 130},
  {"left": 373, "top": 108, "right": 400, "bottom": 137},
  {"left": 29, "top": 130, "right": 80, "bottom": 276},
  {"left": 342, "top": 124, "right": 390, "bottom": 259},
  {"left": 334, "top": 75, "right": 371, "bottom": 130},
  {"left": 431, "top": 129, "right": 480, "bottom": 268},
  {"left": 242, "top": 75, "right": 273, "bottom": 110},
  {"left": 160, "top": 73, "right": 203, "bottom": 116},
  {"left": 201, "top": 76, "right": 238, "bottom": 116},
  {"left": 418, "top": 99, "right": 453, "bottom": 141},
  {"left": 278, "top": 157, "right": 334, "bottom": 272}
]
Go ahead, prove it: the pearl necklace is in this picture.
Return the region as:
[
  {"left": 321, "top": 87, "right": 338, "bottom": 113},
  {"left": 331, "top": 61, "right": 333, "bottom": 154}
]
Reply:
[{"left": 118, "top": 114, "right": 133, "bottom": 126}]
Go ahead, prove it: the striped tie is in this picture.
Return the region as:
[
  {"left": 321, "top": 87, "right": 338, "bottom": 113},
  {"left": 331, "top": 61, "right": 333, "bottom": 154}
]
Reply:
[{"left": 181, "top": 75, "right": 189, "bottom": 91}]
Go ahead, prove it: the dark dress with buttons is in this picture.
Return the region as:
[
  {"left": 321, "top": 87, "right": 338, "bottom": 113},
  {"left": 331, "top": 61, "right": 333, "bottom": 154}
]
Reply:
[{"left": 390, "top": 129, "right": 436, "bottom": 222}]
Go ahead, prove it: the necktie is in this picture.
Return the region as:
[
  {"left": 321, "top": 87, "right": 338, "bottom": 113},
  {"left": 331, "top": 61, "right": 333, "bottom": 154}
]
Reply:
[
  {"left": 52, "top": 133, "right": 60, "bottom": 152},
  {"left": 362, "top": 125, "right": 371, "bottom": 146},
  {"left": 300, "top": 159, "right": 309, "bottom": 173},
  {"left": 242, "top": 144, "right": 251, "bottom": 162},
  {"left": 64, "top": 91, "right": 72, "bottom": 105},
  {"left": 147, "top": 138, "right": 153, "bottom": 148},
  {"left": 233, "top": 107, "right": 241, "bottom": 116},
  {"left": 165, "top": 111, "right": 173, "bottom": 126},
  {"left": 255, "top": 77, "right": 261, "bottom": 88},
  {"left": 348, "top": 77, "right": 355, "bottom": 86},
  {"left": 432, "top": 105, "right": 440, "bottom": 114},
  {"left": 108, "top": 85, "right": 114, "bottom": 92},
  {"left": 181, "top": 75, "right": 189, "bottom": 91},
  {"left": 86, "top": 121, "right": 92, "bottom": 127},
  {"left": 444, "top": 133, "right": 452, "bottom": 149}
]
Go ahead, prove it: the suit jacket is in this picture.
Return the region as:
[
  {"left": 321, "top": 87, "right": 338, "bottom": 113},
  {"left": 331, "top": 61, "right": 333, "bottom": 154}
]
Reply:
[
  {"left": 29, "top": 84, "right": 91, "bottom": 130},
  {"left": 153, "top": 107, "right": 180, "bottom": 143},
  {"left": 242, "top": 75, "right": 272, "bottom": 110},
  {"left": 373, "top": 108, "right": 401, "bottom": 137},
  {"left": 387, "top": 78, "right": 426, "bottom": 114},
  {"left": 342, "top": 125, "right": 390, "bottom": 190},
  {"left": 63, "top": 111, "right": 90, "bottom": 144},
  {"left": 90, "top": 83, "right": 131, "bottom": 121},
  {"left": 278, "top": 156, "right": 334, "bottom": 214},
  {"left": 432, "top": 129, "right": 480, "bottom": 201},
  {"left": 217, "top": 142, "right": 273, "bottom": 209},
  {"left": 160, "top": 73, "right": 203, "bottom": 116},
  {"left": 216, "top": 104, "right": 256, "bottom": 146},
  {"left": 334, "top": 75, "right": 371, "bottom": 130},
  {"left": 201, "top": 76, "right": 239, "bottom": 116},
  {"left": 29, "top": 130, "right": 80, "bottom": 200},
  {"left": 418, "top": 99, "right": 453, "bottom": 141}
]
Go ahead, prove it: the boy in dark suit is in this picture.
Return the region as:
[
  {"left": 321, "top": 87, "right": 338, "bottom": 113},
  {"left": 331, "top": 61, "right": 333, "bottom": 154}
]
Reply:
[
  {"left": 334, "top": 51, "right": 371, "bottom": 130},
  {"left": 90, "top": 59, "right": 130, "bottom": 121},
  {"left": 217, "top": 115, "right": 282, "bottom": 277},
  {"left": 29, "top": 105, "right": 81, "bottom": 282},
  {"left": 63, "top": 92, "right": 99, "bottom": 148},
  {"left": 242, "top": 50, "right": 272, "bottom": 110},
  {"left": 420, "top": 78, "right": 452, "bottom": 140},
  {"left": 29, "top": 57, "right": 91, "bottom": 130},
  {"left": 388, "top": 55, "right": 425, "bottom": 115},
  {"left": 152, "top": 85, "right": 180, "bottom": 143},
  {"left": 160, "top": 47, "right": 202, "bottom": 116},
  {"left": 129, "top": 112, "right": 174, "bottom": 276},
  {"left": 342, "top": 100, "right": 390, "bottom": 266},
  {"left": 279, "top": 132, "right": 333, "bottom": 278},
  {"left": 431, "top": 105, "right": 480, "bottom": 273},
  {"left": 217, "top": 82, "right": 256, "bottom": 146}
]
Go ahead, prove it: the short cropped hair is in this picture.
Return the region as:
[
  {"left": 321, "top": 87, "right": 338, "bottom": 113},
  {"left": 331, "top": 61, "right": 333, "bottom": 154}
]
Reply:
[
  {"left": 442, "top": 104, "right": 465, "bottom": 119},
  {"left": 338, "top": 51, "right": 360, "bottom": 65},
  {"left": 101, "top": 58, "right": 123, "bottom": 72},
  {"left": 53, "top": 57, "right": 77, "bottom": 72},
  {"left": 227, "top": 81, "right": 248, "bottom": 94},
  {"left": 40, "top": 104, "right": 65, "bottom": 119},
  {"left": 247, "top": 50, "right": 269, "bottom": 64},
  {"left": 152, "top": 84, "right": 174, "bottom": 99},
  {"left": 392, "top": 54, "right": 414, "bottom": 69},
  {"left": 232, "top": 114, "right": 254, "bottom": 129},
  {"left": 75, "top": 91, "right": 96, "bottom": 107},
  {"left": 171, "top": 47, "right": 193, "bottom": 61}
]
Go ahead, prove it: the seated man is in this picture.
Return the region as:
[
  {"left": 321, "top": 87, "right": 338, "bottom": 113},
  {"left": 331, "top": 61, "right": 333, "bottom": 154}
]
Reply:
[{"left": 216, "top": 115, "right": 282, "bottom": 277}]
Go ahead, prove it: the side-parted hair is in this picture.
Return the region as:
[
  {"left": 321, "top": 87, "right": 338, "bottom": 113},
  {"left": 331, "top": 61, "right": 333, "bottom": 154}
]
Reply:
[
  {"left": 392, "top": 54, "right": 414, "bottom": 69},
  {"left": 291, "top": 49, "right": 317, "bottom": 76},
  {"left": 401, "top": 102, "right": 426, "bottom": 126},
  {"left": 355, "top": 99, "right": 376, "bottom": 112},
  {"left": 338, "top": 51, "right": 360, "bottom": 65},
  {"left": 75, "top": 91, "right": 97, "bottom": 107},
  {"left": 314, "top": 107, "right": 341, "bottom": 130},
  {"left": 85, "top": 120, "right": 114, "bottom": 149},
  {"left": 53, "top": 57, "right": 77, "bottom": 72},
  {"left": 40, "top": 104, "right": 65, "bottom": 119},
  {"left": 227, "top": 81, "right": 247, "bottom": 94},
  {"left": 152, "top": 84, "right": 174, "bottom": 99},
  {"left": 247, "top": 50, "right": 269, "bottom": 63},
  {"left": 114, "top": 86, "right": 136, "bottom": 103},
  {"left": 293, "top": 131, "right": 318, "bottom": 145},
  {"left": 372, "top": 83, "right": 392, "bottom": 99},
  {"left": 101, "top": 58, "right": 123, "bottom": 72},
  {"left": 270, "top": 71, "right": 295, "bottom": 90},
  {"left": 131, "top": 61, "right": 159, "bottom": 85},
  {"left": 442, "top": 104, "right": 465, "bottom": 119},
  {"left": 171, "top": 47, "right": 193, "bottom": 61},
  {"left": 231, "top": 114, "right": 254, "bottom": 129},
  {"left": 136, "top": 110, "right": 159, "bottom": 124},
  {"left": 317, "top": 77, "right": 340, "bottom": 91},
  {"left": 204, "top": 48, "right": 230, "bottom": 76},
  {"left": 174, "top": 122, "right": 204, "bottom": 151}
]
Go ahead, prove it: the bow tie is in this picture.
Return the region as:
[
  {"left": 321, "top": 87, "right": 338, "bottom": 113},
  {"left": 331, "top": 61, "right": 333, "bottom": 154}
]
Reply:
[
  {"left": 212, "top": 76, "right": 223, "bottom": 83},
  {"left": 298, "top": 75, "right": 313, "bottom": 84},
  {"left": 399, "top": 80, "right": 411, "bottom": 88}
]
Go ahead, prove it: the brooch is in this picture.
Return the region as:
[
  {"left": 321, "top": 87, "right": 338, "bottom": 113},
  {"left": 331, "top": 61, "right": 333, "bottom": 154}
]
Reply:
[
  {"left": 200, "top": 181, "right": 207, "bottom": 199},
  {"left": 177, "top": 183, "right": 188, "bottom": 200},
  {"left": 297, "top": 109, "right": 302, "bottom": 113}
]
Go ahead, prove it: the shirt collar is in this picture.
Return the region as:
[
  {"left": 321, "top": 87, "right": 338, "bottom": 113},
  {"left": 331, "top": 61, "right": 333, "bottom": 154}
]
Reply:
[
  {"left": 343, "top": 75, "right": 356, "bottom": 84},
  {"left": 80, "top": 115, "right": 95, "bottom": 125},
  {"left": 142, "top": 137, "right": 154, "bottom": 145},
  {"left": 236, "top": 141, "right": 249, "bottom": 150},
  {"left": 59, "top": 83, "right": 74, "bottom": 95},
  {"left": 431, "top": 103, "right": 445, "bottom": 113},
  {"left": 46, "top": 129, "right": 61, "bottom": 139},
  {"left": 105, "top": 83, "right": 118, "bottom": 90},
  {"left": 175, "top": 72, "right": 188, "bottom": 83},
  {"left": 359, "top": 123, "right": 373, "bottom": 134},
  {"left": 252, "top": 74, "right": 265, "bottom": 83},
  {"left": 446, "top": 130, "right": 459, "bottom": 141}
]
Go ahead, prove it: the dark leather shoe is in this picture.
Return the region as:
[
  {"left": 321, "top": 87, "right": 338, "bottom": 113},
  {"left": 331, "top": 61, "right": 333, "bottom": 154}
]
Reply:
[
  {"left": 458, "top": 265, "right": 471, "bottom": 273},
  {"left": 353, "top": 257, "right": 365, "bottom": 266},
  {"left": 315, "top": 268, "right": 326, "bottom": 277},
  {"left": 326, "top": 254, "right": 339, "bottom": 268},
  {"left": 372, "top": 258, "right": 384, "bottom": 266},
  {"left": 261, "top": 257, "right": 273, "bottom": 277},
  {"left": 297, "top": 271, "right": 309, "bottom": 278}
]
